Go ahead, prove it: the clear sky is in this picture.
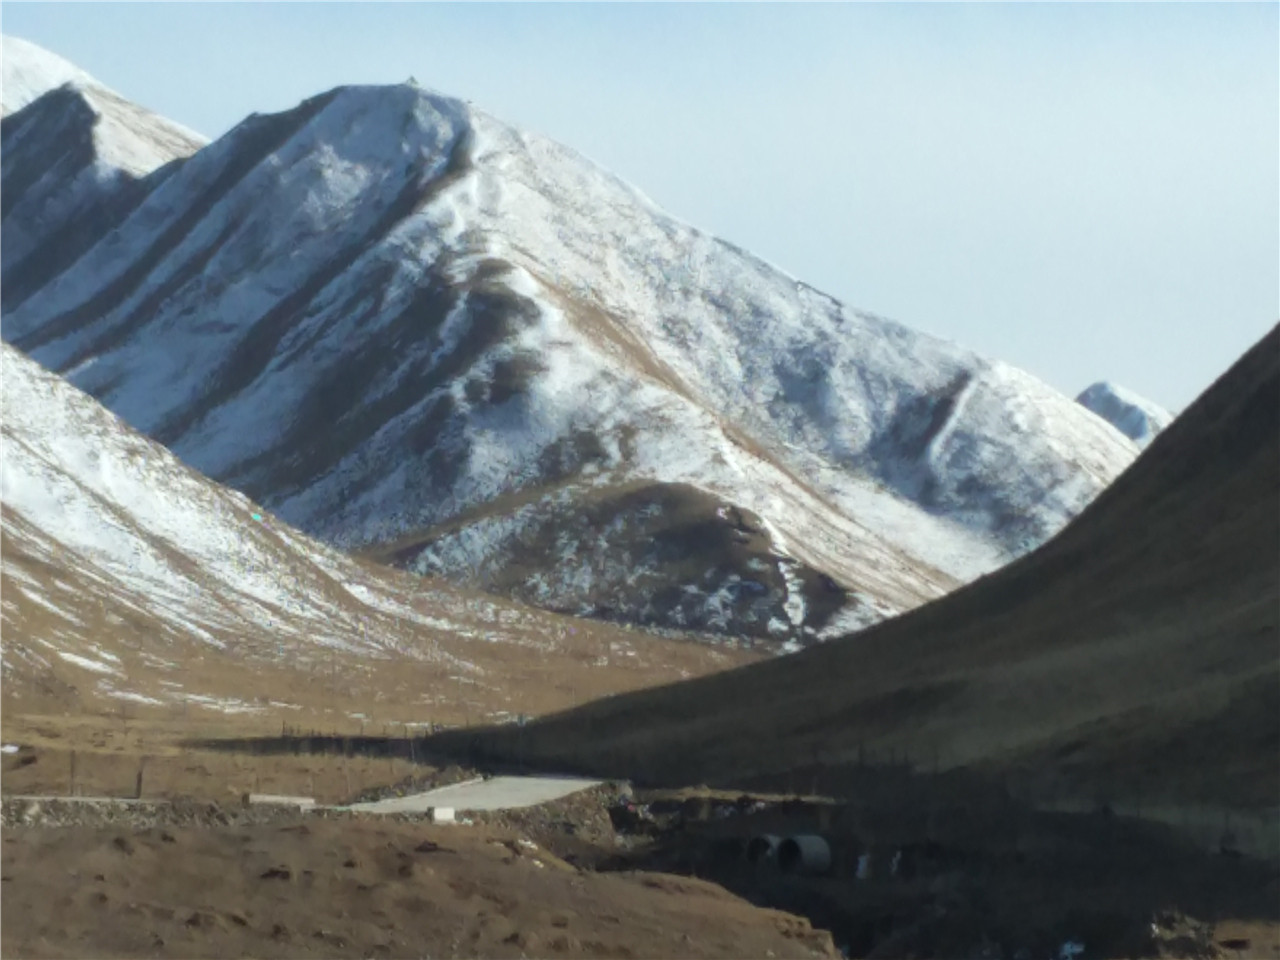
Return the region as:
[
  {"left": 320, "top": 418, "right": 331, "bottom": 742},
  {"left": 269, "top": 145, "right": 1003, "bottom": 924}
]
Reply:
[{"left": 4, "top": 2, "right": 1276, "bottom": 411}]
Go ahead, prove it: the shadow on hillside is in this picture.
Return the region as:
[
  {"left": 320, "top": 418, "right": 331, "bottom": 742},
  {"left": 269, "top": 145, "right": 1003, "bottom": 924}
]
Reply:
[
  {"left": 183, "top": 730, "right": 547, "bottom": 778},
  {"left": 191, "top": 729, "right": 1279, "bottom": 957},
  {"left": 186, "top": 732, "right": 434, "bottom": 762},
  {"left": 604, "top": 804, "right": 1280, "bottom": 960},
  {"left": 591, "top": 762, "right": 1280, "bottom": 958}
]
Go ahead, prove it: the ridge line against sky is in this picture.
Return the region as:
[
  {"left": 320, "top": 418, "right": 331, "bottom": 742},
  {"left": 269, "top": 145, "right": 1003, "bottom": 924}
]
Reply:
[{"left": 3, "top": 2, "right": 1276, "bottom": 411}]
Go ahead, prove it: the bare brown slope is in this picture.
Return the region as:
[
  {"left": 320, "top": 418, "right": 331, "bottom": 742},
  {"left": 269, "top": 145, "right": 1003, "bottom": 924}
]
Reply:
[
  {"left": 448, "top": 325, "right": 1280, "bottom": 810},
  {"left": 0, "top": 815, "right": 836, "bottom": 960},
  {"left": 1, "top": 502, "right": 755, "bottom": 733}
]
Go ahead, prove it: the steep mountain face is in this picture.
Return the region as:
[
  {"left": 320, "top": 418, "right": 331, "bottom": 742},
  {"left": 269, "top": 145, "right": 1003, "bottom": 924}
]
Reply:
[
  {"left": 0, "top": 343, "right": 748, "bottom": 720},
  {"left": 1076, "top": 381, "right": 1173, "bottom": 448},
  {"left": 463, "top": 325, "right": 1279, "bottom": 810},
  {"left": 1, "top": 36, "right": 206, "bottom": 314},
  {"left": 1, "top": 46, "right": 1140, "bottom": 644}
]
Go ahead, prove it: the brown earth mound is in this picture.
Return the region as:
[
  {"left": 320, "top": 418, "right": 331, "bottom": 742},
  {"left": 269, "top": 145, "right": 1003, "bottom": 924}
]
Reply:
[{"left": 0, "top": 813, "right": 836, "bottom": 959}]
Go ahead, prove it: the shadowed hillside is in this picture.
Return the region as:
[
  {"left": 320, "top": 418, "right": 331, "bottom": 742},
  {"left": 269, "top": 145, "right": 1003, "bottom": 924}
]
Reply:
[{"left": 446, "top": 325, "right": 1280, "bottom": 811}]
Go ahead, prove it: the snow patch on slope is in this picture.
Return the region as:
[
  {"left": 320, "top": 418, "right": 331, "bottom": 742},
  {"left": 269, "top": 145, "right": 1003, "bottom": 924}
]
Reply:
[
  {"left": 2, "top": 344, "right": 735, "bottom": 712},
  {"left": 0, "top": 346, "right": 553, "bottom": 669}
]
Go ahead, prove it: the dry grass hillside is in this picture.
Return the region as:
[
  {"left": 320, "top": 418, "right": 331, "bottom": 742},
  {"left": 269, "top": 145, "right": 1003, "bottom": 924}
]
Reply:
[
  {"left": 0, "top": 808, "right": 838, "bottom": 960},
  {"left": 449, "top": 325, "right": 1280, "bottom": 813}
]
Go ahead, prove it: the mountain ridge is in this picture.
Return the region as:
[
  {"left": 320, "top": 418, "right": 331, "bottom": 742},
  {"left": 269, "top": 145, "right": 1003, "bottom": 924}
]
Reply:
[
  {"left": 1, "top": 35, "right": 206, "bottom": 315},
  {"left": 2, "top": 46, "right": 1140, "bottom": 643}
]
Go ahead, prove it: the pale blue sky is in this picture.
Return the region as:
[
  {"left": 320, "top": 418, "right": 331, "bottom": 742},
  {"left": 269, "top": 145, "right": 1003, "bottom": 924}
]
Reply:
[{"left": 4, "top": 2, "right": 1276, "bottom": 411}]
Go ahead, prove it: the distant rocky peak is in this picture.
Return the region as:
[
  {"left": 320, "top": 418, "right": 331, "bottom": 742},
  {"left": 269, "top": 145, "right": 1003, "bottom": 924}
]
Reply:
[{"left": 1076, "top": 381, "right": 1173, "bottom": 449}]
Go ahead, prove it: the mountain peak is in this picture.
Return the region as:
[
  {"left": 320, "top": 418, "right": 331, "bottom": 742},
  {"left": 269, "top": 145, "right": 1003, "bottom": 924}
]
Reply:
[
  {"left": 2, "top": 34, "right": 206, "bottom": 174},
  {"left": 1, "top": 34, "right": 96, "bottom": 116},
  {"left": 1076, "top": 381, "right": 1173, "bottom": 448}
]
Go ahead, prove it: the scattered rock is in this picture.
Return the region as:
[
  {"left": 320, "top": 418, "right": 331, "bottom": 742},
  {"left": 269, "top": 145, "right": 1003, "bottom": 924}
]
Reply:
[
  {"left": 503, "top": 931, "right": 538, "bottom": 951},
  {"left": 20, "top": 801, "right": 42, "bottom": 826}
]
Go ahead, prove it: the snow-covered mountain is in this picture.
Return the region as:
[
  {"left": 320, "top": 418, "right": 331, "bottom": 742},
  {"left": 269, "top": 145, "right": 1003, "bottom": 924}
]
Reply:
[
  {"left": 1, "top": 39, "right": 1141, "bottom": 643},
  {"left": 1, "top": 35, "right": 204, "bottom": 161},
  {"left": 1076, "top": 382, "right": 1174, "bottom": 448},
  {"left": 0, "top": 342, "right": 741, "bottom": 718},
  {"left": 1, "top": 36, "right": 206, "bottom": 314},
  {"left": 2, "top": 34, "right": 96, "bottom": 116}
]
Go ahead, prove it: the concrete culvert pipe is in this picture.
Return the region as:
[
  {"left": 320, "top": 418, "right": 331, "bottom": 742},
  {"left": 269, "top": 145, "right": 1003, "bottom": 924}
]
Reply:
[
  {"left": 778, "top": 835, "right": 832, "bottom": 875},
  {"left": 746, "top": 834, "right": 781, "bottom": 863}
]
